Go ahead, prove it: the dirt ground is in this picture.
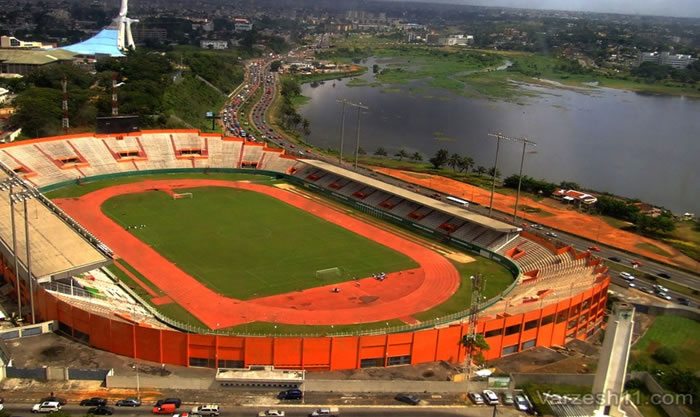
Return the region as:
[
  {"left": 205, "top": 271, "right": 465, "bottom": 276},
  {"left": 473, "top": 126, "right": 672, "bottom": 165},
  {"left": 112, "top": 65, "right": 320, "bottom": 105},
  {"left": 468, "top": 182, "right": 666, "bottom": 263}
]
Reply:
[
  {"left": 374, "top": 167, "right": 699, "bottom": 270},
  {"left": 306, "top": 360, "right": 461, "bottom": 381}
]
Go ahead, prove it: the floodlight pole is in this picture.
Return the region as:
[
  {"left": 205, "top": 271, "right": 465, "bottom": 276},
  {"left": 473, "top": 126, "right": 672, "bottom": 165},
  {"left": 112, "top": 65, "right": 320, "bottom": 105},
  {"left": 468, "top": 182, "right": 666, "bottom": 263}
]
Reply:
[
  {"left": 1, "top": 178, "right": 22, "bottom": 319},
  {"left": 23, "top": 197, "right": 35, "bottom": 324},
  {"left": 336, "top": 99, "right": 347, "bottom": 164},
  {"left": 336, "top": 100, "right": 368, "bottom": 170},
  {"left": 486, "top": 132, "right": 537, "bottom": 221}
]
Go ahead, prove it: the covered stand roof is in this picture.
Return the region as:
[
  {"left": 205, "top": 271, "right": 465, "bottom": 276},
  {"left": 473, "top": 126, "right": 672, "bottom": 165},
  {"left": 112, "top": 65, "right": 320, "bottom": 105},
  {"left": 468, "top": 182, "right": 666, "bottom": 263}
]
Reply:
[{"left": 60, "top": 29, "right": 124, "bottom": 57}]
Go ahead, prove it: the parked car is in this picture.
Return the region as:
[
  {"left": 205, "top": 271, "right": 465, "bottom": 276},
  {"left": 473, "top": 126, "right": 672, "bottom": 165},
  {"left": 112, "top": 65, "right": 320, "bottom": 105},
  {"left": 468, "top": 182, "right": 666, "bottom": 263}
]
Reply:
[
  {"left": 88, "top": 407, "right": 114, "bottom": 415},
  {"left": 116, "top": 398, "right": 142, "bottom": 407},
  {"left": 309, "top": 407, "right": 339, "bottom": 416},
  {"left": 395, "top": 393, "right": 420, "bottom": 405},
  {"left": 482, "top": 390, "right": 499, "bottom": 405},
  {"left": 514, "top": 394, "right": 530, "bottom": 412},
  {"left": 257, "top": 410, "right": 285, "bottom": 417},
  {"left": 40, "top": 397, "right": 67, "bottom": 406},
  {"left": 155, "top": 399, "right": 181, "bottom": 408},
  {"left": 32, "top": 402, "right": 62, "bottom": 414},
  {"left": 80, "top": 398, "right": 107, "bottom": 407},
  {"left": 191, "top": 405, "right": 219, "bottom": 416},
  {"left": 277, "top": 389, "right": 303, "bottom": 400},
  {"left": 657, "top": 272, "right": 671, "bottom": 279},
  {"left": 468, "top": 392, "right": 485, "bottom": 405},
  {"left": 152, "top": 404, "right": 177, "bottom": 415},
  {"left": 501, "top": 392, "right": 515, "bottom": 406}
]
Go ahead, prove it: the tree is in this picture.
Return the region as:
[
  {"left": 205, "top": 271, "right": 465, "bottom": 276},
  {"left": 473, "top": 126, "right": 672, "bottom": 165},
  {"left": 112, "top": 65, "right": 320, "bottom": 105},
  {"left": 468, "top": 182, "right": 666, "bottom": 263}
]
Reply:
[
  {"left": 411, "top": 152, "right": 423, "bottom": 161},
  {"left": 302, "top": 118, "right": 310, "bottom": 136},
  {"left": 488, "top": 167, "right": 501, "bottom": 178},
  {"left": 429, "top": 149, "right": 449, "bottom": 169},
  {"left": 447, "top": 153, "right": 461, "bottom": 171},
  {"left": 374, "top": 146, "right": 388, "bottom": 157},
  {"left": 270, "top": 60, "right": 282, "bottom": 72},
  {"left": 357, "top": 146, "right": 367, "bottom": 155},
  {"left": 10, "top": 87, "right": 62, "bottom": 138},
  {"left": 475, "top": 166, "right": 487, "bottom": 176},
  {"left": 458, "top": 156, "right": 474, "bottom": 173},
  {"left": 395, "top": 149, "right": 409, "bottom": 160},
  {"left": 460, "top": 334, "right": 490, "bottom": 366},
  {"left": 652, "top": 346, "right": 678, "bottom": 365},
  {"left": 373, "top": 64, "right": 380, "bottom": 73}
]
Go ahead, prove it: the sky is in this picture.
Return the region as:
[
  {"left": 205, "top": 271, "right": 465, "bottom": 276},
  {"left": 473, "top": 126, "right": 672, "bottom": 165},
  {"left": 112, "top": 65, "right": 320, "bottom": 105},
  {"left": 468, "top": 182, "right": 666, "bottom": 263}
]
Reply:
[{"left": 398, "top": 0, "right": 700, "bottom": 18}]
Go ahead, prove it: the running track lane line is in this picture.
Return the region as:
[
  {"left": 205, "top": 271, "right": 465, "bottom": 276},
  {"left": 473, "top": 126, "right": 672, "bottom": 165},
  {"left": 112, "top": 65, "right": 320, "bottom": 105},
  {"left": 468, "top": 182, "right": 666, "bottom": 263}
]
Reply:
[{"left": 54, "top": 179, "right": 460, "bottom": 329}]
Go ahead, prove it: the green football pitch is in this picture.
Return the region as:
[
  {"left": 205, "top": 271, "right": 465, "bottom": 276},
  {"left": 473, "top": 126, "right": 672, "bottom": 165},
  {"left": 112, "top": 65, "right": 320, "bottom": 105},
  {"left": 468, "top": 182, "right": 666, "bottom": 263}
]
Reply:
[{"left": 102, "top": 186, "right": 419, "bottom": 300}]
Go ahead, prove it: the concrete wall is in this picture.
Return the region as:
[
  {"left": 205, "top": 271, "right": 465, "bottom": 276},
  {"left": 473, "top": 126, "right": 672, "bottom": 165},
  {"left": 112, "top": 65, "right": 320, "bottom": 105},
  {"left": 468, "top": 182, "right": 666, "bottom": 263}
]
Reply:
[
  {"left": 511, "top": 373, "right": 595, "bottom": 387},
  {"left": 106, "top": 374, "right": 216, "bottom": 390}
]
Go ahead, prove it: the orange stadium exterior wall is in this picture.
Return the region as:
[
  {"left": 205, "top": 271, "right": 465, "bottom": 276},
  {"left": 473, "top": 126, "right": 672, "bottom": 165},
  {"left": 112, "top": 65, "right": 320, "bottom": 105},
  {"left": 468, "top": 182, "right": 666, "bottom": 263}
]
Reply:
[{"left": 5, "top": 262, "right": 609, "bottom": 369}]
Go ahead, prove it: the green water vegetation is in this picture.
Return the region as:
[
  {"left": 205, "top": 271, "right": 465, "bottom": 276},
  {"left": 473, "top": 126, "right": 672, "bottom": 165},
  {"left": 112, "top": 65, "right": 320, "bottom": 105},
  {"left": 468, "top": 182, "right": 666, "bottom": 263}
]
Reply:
[{"left": 102, "top": 186, "right": 418, "bottom": 300}]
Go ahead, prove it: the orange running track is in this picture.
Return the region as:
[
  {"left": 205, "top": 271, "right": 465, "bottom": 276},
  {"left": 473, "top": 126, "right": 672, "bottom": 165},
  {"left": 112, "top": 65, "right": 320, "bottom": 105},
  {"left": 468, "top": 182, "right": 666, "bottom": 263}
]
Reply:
[{"left": 54, "top": 179, "right": 461, "bottom": 329}]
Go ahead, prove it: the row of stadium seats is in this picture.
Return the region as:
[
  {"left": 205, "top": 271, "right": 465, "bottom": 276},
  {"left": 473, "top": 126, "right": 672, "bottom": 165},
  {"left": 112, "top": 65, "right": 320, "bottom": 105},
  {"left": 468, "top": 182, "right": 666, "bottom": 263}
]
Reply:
[{"left": 0, "top": 132, "right": 301, "bottom": 188}]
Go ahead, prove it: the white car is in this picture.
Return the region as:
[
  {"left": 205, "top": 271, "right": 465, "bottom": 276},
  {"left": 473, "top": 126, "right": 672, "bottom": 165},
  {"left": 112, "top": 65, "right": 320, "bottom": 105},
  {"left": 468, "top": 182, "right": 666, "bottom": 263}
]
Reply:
[
  {"left": 32, "top": 402, "right": 62, "bottom": 413},
  {"left": 482, "top": 390, "right": 499, "bottom": 405},
  {"left": 191, "top": 405, "right": 219, "bottom": 416},
  {"left": 309, "top": 408, "right": 339, "bottom": 417},
  {"left": 468, "top": 392, "right": 484, "bottom": 405},
  {"left": 514, "top": 394, "right": 530, "bottom": 412},
  {"left": 258, "top": 410, "right": 285, "bottom": 417},
  {"left": 619, "top": 272, "right": 635, "bottom": 281}
]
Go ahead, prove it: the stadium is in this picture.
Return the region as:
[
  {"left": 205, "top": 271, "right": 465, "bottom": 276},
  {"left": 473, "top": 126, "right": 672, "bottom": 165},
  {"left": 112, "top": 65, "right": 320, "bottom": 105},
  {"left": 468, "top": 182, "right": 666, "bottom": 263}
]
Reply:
[{"left": 0, "top": 130, "right": 609, "bottom": 370}]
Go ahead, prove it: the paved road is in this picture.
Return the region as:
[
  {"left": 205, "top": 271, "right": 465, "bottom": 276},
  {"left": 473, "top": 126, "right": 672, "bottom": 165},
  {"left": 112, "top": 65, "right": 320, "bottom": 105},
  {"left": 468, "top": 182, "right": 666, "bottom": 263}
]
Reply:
[
  {"left": 228, "top": 42, "right": 699, "bottom": 304},
  {"left": 2, "top": 404, "right": 518, "bottom": 417}
]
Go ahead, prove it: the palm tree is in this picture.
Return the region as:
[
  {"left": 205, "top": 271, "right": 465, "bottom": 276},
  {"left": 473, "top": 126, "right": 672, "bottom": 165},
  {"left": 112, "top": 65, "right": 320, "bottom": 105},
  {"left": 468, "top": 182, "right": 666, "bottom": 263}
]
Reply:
[
  {"left": 374, "top": 147, "right": 388, "bottom": 157},
  {"left": 410, "top": 152, "right": 423, "bottom": 162},
  {"left": 447, "top": 153, "right": 461, "bottom": 171},
  {"left": 459, "top": 156, "right": 474, "bottom": 173},
  {"left": 475, "top": 166, "right": 487, "bottom": 176},
  {"left": 395, "top": 149, "right": 409, "bottom": 160}
]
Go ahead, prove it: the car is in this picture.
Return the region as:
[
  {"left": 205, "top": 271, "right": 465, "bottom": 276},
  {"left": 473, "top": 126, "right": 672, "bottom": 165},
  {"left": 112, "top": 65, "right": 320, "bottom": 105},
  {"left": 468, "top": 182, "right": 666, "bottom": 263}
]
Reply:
[
  {"left": 468, "top": 392, "right": 484, "bottom": 405},
  {"left": 309, "top": 408, "right": 339, "bottom": 417},
  {"left": 631, "top": 260, "right": 642, "bottom": 267},
  {"left": 677, "top": 297, "right": 690, "bottom": 306},
  {"left": 656, "top": 293, "right": 673, "bottom": 301},
  {"left": 305, "top": 149, "right": 311, "bottom": 153},
  {"left": 530, "top": 223, "right": 543, "bottom": 230},
  {"left": 289, "top": 144, "right": 295, "bottom": 148},
  {"left": 653, "top": 284, "right": 669, "bottom": 292},
  {"left": 153, "top": 404, "right": 177, "bottom": 415},
  {"left": 501, "top": 392, "right": 515, "bottom": 406},
  {"left": 627, "top": 282, "right": 636, "bottom": 288},
  {"left": 395, "top": 393, "right": 420, "bottom": 405},
  {"left": 115, "top": 398, "right": 141, "bottom": 407},
  {"left": 609, "top": 256, "right": 622, "bottom": 262},
  {"left": 545, "top": 231, "right": 558, "bottom": 238},
  {"left": 514, "top": 394, "right": 530, "bottom": 412},
  {"left": 191, "top": 405, "right": 219, "bottom": 416},
  {"left": 88, "top": 407, "right": 114, "bottom": 415},
  {"left": 657, "top": 272, "right": 671, "bottom": 279},
  {"left": 81, "top": 398, "right": 108, "bottom": 407},
  {"left": 587, "top": 246, "right": 601, "bottom": 252},
  {"left": 482, "top": 390, "right": 499, "bottom": 405},
  {"left": 640, "top": 287, "right": 653, "bottom": 294},
  {"left": 172, "top": 414, "right": 189, "bottom": 417},
  {"left": 277, "top": 389, "right": 303, "bottom": 400},
  {"left": 258, "top": 410, "right": 285, "bottom": 417},
  {"left": 620, "top": 272, "right": 635, "bottom": 281},
  {"left": 40, "top": 397, "right": 67, "bottom": 406},
  {"left": 155, "top": 399, "right": 181, "bottom": 408},
  {"left": 32, "top": 402, "right": 62, "bottom": 414}
]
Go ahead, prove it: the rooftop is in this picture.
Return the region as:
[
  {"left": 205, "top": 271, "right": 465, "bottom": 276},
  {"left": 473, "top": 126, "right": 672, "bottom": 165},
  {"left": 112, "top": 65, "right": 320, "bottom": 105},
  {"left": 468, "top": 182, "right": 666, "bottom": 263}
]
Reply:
[
  {"left": 59, "top": 29, "right": 124, "bottom": 57},
  {"left": 0, "top": 49, "right": 76, "bottom": 66}
]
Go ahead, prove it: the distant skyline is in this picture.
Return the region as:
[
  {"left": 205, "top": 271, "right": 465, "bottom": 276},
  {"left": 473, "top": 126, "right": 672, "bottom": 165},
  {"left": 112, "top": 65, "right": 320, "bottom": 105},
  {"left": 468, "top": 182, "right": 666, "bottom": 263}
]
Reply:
[{"left": 382, "top": 0, "right": 700, "bottom": 19}]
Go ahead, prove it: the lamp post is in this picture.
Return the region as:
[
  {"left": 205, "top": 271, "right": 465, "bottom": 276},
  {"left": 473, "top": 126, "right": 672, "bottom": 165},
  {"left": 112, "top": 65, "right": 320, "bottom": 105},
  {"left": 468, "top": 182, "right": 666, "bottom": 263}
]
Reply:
[
  {"left": 132, "top": 364, "right": 140, "bottom": 399},
  {"left": 11, "top": 189, "right": 38, "bottom": 324},
  {"left": 0, "top": 177, "right": 23, "bottom": 319}
]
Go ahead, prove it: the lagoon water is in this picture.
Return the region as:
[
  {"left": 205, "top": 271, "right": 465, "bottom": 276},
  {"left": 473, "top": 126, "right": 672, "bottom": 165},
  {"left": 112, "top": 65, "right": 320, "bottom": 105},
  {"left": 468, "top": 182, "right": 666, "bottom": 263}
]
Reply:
[{"left": 298, "top": 58, "right": 700, "bottom": 214}]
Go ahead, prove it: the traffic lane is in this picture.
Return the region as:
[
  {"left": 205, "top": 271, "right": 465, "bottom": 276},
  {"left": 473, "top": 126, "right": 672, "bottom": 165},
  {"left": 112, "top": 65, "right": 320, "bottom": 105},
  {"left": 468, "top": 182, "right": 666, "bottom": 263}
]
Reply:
[{"left": 1, "top": 404, "right": 511, "bottom": 417}]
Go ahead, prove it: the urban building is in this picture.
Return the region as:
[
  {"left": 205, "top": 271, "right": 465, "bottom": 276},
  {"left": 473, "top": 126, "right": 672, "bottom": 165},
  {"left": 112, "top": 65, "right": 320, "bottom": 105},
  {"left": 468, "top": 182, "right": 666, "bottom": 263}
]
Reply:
[
  {"left": 552, "top": 189, "right": 598, "bottom": 205},
  {"left": 0, "top": 36, "right": 54, "bottom": 50},
  {"left": 131, "top": 26, "right": 167, "bottom": 45},
  {"left": 637, "top": 51, "right": 697, "bottom": 69},
  {"left": 234, "top": 18, "right": 253, "bottom": 32},
  {"left": 446, "top": 34, "right": 474, "bottom": 46},
  {"left": 200, "top": 40, "right": 228, "bottom": 50},
  {"left": 0, "top": 49, "right": 76, "bottom": 76}
]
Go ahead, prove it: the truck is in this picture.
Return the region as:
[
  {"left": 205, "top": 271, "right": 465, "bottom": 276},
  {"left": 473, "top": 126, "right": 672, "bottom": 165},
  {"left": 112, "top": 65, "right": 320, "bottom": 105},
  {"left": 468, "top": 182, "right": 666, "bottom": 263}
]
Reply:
[{"left": 309, "top": 408, "right": 339, "bottom": 417}]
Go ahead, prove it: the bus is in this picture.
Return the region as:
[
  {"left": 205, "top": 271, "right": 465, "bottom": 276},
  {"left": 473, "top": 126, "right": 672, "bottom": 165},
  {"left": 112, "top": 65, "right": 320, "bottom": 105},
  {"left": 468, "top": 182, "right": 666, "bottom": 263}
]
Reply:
[{"left": 445, "top": 196, "right": 470, "bottom": 207}]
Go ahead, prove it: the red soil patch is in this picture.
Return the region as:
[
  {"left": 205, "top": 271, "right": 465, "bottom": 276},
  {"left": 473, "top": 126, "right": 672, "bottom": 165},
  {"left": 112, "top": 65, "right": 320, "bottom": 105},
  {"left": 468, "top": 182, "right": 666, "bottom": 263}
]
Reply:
[
  {"left": 374, "top": 167, "right": 699, "bottom": 270},
  {"left": 54, "top": 180, "right": 460, "bottom": 329}
]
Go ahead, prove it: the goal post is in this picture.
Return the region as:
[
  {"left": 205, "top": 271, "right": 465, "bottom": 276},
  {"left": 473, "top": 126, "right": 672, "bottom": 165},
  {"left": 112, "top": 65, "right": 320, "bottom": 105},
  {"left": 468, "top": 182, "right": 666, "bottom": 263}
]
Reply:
[
  {"left": 172, "top": 192, "right": 193, "bottom": 200},
  {"left": 315, "top": 267, "right": 343, "bottom": 281}
]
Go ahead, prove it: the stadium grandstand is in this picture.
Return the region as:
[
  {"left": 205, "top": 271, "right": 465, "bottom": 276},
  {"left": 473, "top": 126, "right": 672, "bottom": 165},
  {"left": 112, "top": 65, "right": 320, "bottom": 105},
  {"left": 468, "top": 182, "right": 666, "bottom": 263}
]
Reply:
[{"left": 0, "top": 130, "right": 609, "bottom": 370}]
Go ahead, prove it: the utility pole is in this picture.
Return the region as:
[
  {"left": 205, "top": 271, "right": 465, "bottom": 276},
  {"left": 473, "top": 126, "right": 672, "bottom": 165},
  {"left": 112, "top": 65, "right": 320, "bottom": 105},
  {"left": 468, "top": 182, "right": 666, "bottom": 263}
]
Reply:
[
  {"left": 112, "top": 72, "right": 119, "bottom": 116},
  {"left": 335, "top": 99, "right": 347, "bottom": 164},
  {"left": 61, "top": 76, "right": 69, "bottom": 133},
  {"left": 0, "top": 178, "right": 23, "bottom": 320},
  {"left": 487, "top": 132, "right": 537, "bottom": 221}
]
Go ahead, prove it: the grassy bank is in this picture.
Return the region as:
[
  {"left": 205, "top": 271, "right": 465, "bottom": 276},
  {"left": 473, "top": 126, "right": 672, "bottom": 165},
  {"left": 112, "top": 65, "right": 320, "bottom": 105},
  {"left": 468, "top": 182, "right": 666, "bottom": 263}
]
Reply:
[{"left": 163, "top": 74, "right": 226, "bottom": 132}]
